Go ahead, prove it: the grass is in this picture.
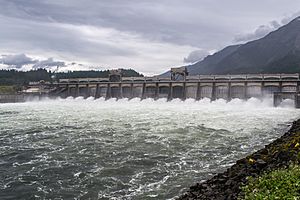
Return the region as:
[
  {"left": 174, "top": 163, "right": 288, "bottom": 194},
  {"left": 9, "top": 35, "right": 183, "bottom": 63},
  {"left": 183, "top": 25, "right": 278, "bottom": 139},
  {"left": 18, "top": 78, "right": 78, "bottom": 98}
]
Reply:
[
  {"left": 240, "top": 164, "right": 300, "bottom": 200},
  {"left": 0, "top": 85, "right": 17, "bottom": 94}
]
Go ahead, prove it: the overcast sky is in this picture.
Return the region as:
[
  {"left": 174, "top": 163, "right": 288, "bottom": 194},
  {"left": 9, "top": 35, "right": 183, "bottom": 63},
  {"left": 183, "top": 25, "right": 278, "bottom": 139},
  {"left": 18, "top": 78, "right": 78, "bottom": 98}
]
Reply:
[{"left": 0, "top": 0, "right": 300, "bottom": 75}]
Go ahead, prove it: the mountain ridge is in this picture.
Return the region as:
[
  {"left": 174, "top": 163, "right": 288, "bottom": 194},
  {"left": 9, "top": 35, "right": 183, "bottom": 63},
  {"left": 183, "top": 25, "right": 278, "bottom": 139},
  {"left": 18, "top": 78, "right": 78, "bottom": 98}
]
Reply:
[{"left": 180, "top": 16, "right": 300, "bottom": 75}]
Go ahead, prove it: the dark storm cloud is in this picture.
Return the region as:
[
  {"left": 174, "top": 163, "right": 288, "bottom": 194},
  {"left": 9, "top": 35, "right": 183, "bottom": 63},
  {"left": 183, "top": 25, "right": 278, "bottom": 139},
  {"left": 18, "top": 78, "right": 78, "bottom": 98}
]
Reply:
[
  {"left": 0, "top": 0, "right": 300, "bottom": 74},
  {"left": 0, "top": 0, "right": 232, "bottom": 49},
  {"left": 2, "top": 0, "right": 297, "bottom": 48}
]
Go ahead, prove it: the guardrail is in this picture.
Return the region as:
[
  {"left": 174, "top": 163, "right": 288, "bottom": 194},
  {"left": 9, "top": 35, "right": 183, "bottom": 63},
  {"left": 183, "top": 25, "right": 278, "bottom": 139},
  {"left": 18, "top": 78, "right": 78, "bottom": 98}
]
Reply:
[{"left": 54, "top": 73, "right": 300, "bottom": 84}]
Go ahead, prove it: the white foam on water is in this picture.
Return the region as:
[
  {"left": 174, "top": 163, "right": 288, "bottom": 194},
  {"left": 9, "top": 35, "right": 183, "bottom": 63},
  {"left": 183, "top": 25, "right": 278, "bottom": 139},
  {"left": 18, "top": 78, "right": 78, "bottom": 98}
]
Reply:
[
  {"left": 4, "top": 96, "right": 298, "bottom": 141},
  {"left": 1, "top": 96, "right": 300, "bottom": 199}
]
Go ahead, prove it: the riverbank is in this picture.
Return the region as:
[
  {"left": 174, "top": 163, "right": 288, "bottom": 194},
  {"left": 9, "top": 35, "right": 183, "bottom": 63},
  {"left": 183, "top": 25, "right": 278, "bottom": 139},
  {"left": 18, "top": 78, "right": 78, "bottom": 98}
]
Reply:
[{"left": 178, "top": 119, "right": 300, "bottom": 199}]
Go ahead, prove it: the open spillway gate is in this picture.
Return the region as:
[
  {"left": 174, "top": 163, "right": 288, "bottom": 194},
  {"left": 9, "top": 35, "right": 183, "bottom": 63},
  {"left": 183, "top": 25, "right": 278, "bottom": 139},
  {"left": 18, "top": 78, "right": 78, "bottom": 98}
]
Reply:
[{"left": 45, "top": 70, "right": 300, "bottom": 108}]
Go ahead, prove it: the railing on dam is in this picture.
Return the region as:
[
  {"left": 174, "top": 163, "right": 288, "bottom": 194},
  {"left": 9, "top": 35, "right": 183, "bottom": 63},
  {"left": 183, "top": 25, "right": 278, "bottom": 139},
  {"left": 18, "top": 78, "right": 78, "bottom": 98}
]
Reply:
[{"left": 57, "top": 73, "right": 300, "bottom": 84}]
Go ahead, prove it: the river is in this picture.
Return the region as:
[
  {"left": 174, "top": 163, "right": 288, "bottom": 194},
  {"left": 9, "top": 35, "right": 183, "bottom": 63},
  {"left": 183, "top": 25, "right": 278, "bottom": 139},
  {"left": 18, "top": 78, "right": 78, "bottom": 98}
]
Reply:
[{"left": 0, "top": 97, "right": 299, "bottom": 199}]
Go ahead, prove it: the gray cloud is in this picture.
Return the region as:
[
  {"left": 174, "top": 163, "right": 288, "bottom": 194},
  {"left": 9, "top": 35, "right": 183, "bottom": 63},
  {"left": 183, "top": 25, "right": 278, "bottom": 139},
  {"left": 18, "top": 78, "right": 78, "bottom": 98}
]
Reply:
[
  {"left": 281, "top": 12, "right": 300, "bottom": 24},
  {"left": 0, "top": 0, "right": 300, "bottom": 74},
  {"left": 0, "top": 54, "right": 65, "bottom": 70},
  {"left": 234, "top": 12, "right": 300, "bottom": 43},
  {"left": 234, "top": 25, "right": 275, "bottom": 43},
  {"left": 0, "top": 0, "right": 231, "bottom": 49},
  {"left": 32, "top": 58, "right": 65, "bottom": 69},
  {"left": 184, "top": 50, "right": 209, "bottom": 63},
  {"left": 0, "top": 54, "right": 37, "bottom": 68},
  {"left": 270, "top": 20, "right": 281, "bottom": 29}
]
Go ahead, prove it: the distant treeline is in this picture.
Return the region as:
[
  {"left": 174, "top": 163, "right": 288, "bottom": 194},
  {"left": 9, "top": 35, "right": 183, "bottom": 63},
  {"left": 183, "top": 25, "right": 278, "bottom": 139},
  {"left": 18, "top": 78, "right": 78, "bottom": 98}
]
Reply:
[{"left": 0, "top": 68, "right": 143, "bottom": 86}]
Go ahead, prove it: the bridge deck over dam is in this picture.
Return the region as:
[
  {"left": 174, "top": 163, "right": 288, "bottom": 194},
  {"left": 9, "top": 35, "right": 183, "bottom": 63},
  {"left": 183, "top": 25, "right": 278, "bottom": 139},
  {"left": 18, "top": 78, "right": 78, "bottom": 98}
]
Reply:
[{"left": 44, "top": 73, "right": 300, "bottom": 107}]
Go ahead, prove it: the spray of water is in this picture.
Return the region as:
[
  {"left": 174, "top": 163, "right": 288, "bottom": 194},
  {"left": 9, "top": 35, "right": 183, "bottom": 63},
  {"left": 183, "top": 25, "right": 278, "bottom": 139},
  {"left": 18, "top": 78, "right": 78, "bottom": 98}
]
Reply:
[{"left": 29, "top": 96, "right": 295, "bottom": 107}]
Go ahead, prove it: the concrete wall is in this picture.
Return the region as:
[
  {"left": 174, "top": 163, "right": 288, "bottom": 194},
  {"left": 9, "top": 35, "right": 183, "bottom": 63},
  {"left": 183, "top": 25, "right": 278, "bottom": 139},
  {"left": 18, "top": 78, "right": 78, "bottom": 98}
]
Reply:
[
  {"left": 247, "top": 86, "right": 261, "bottom": 98},
  {"left": 231, "top": 86, "right": 245, "bottom": 99},
  {"left": 132, "top": 86, "right": 143, "bottom": 98},
  {"left": 158, "top": 86, "right": 169, "bottom": 98},
  {"left": 0, "top": 94, "right": 25, "bottom": 103},
  {"left": 122, "top": 86, "right": 132, "bottom": 98},
  {"left": 172, "top": 86, "right": 184, "bottom": 99},
  {"left": 144, "top": 86, "right": 156, "bottom": 98},
  {"left": 0, "top": 94, "right": 47, "bottom": 103},
  {"left": 201, "top": 86, "right": 212, "bottom": 98},
  {"left": 215, "top": 86, "right": 228, "bottom": 99},
  {"left": 186, "top": 85, "right": 197, "bottom": 99}
]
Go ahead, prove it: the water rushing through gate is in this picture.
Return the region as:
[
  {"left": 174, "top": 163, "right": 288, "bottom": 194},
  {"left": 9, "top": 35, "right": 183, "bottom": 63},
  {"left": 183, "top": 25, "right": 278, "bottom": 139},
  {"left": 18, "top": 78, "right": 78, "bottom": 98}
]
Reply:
[{"left": 0, "top": 97, "right": 299, "bottom": 199}]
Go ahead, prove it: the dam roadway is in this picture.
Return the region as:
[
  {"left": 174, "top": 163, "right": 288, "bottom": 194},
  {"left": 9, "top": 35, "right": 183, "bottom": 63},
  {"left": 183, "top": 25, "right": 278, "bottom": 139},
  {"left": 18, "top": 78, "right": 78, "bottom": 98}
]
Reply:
[{"left": 38, "top": 72, "right": 300, "bottom": 107}]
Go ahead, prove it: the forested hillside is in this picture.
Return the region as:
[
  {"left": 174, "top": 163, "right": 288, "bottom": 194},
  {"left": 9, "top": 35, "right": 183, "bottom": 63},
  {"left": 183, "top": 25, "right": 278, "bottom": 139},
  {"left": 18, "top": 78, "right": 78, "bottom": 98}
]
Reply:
[{"left": 0, "top": 69, "right": 143, "bottom": 86}]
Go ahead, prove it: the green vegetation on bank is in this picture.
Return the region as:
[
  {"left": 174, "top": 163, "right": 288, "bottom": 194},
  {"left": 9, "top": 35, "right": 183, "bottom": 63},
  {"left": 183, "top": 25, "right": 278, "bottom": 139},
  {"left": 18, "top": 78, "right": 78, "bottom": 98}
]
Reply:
[
  {"left": 240, "top": 131, "right": 300, "bottom": 200},
  {"left": 0, "top": 85, "right": 18, "bottom": 94},
  {"left": 0, "top": 68, "right": 143, "bottom": 86},
  {"left": 240, "top": 164, "right": 300, "bottom": 200}
]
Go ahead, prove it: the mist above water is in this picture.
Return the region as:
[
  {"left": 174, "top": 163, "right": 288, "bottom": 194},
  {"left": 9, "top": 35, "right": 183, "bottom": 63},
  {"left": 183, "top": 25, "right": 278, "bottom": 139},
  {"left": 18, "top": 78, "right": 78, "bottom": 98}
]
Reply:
[{"left": 0, "top": 97, "right": 299, "bottom": 199}]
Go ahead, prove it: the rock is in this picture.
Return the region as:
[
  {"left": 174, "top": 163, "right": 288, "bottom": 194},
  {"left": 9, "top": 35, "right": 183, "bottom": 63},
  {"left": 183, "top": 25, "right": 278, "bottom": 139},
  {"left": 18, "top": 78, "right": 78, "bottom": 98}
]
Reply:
[{"left": 225, "top": 179, "right": 234, "bottom": 186}]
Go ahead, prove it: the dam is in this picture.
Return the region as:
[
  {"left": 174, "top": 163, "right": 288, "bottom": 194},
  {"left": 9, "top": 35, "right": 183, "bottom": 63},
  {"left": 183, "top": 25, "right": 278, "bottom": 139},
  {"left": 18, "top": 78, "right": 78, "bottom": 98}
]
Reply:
[
  {"left": 3, "top": 69, "right": 300, "bottom": 199},
  {"left": 33, "top": 68, "right": 300, "bottom": 107}
]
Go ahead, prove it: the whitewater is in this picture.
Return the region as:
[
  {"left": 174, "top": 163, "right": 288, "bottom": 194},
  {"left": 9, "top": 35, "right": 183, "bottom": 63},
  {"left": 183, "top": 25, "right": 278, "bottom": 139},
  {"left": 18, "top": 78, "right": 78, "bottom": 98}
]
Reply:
[{"left": 0, "top": 97, "right": 299, "bottom": 199}]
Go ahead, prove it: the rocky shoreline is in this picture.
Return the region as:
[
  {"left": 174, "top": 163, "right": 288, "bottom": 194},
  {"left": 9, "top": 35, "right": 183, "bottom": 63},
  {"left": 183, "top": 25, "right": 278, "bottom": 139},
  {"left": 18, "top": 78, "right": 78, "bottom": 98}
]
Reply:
[{"left": 178, "top": 119, "right": 300, "bottom": 200}]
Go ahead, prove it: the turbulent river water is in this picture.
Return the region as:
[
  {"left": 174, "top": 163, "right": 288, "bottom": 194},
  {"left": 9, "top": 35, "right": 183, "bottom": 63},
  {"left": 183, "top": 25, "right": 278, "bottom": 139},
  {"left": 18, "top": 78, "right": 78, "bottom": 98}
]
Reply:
[{"left": 0, "top": 97, "right": 299, "bottom": 200}]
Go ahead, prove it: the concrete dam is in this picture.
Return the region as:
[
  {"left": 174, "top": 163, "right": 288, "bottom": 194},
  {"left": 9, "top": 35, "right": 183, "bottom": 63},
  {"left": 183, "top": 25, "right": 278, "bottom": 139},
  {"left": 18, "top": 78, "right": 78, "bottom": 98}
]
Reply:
[{"left": 43, "top": 68, "right": 300, "bottom": 107}]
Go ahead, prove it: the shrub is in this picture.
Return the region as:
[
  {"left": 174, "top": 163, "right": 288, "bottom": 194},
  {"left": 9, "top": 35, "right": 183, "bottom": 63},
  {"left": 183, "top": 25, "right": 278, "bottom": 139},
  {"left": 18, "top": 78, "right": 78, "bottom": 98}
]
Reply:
[{"left": 240, "top": 165, "right": 300, "bottom": 200}]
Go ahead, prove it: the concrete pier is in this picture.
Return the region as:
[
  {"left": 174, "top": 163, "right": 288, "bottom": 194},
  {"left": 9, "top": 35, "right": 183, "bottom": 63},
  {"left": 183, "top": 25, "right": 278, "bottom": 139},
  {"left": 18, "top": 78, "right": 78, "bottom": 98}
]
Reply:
[{"left": 295, "top": 93, "right": 300, "bottom": 108}]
